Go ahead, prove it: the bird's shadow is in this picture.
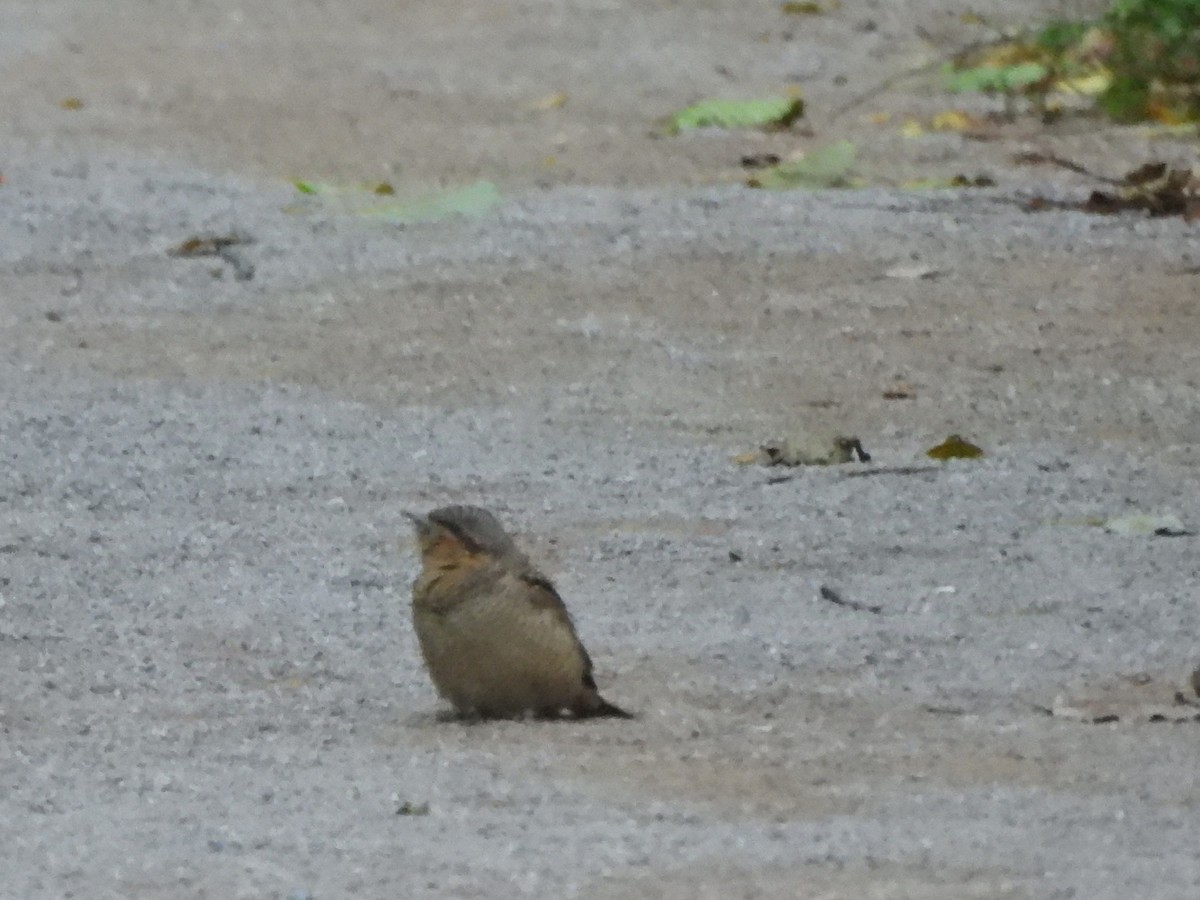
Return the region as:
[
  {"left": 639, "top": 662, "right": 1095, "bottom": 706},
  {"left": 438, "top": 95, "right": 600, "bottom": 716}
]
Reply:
[{"left": 404, "top": 707, "right": 631, "bottom": 727}]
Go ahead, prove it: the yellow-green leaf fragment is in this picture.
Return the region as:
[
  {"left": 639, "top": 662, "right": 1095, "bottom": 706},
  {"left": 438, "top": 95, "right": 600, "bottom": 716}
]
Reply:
[
  {"left": 926, "top": 434, "right": 984, "bottom": 460},
  {"left": 664, "top": 96, "right": 804, "bottom": 135},
  {"left": 747, "top": 140, "right": 856, "bottom": 189}
]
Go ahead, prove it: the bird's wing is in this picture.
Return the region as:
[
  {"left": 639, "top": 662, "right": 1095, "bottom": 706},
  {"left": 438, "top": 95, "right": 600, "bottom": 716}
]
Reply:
[
  {"left": 518, "top": 570, "right": 632, "bottom": 718},
  {"left": 518, "top": 572, "right": 595, "bottom": 676}
]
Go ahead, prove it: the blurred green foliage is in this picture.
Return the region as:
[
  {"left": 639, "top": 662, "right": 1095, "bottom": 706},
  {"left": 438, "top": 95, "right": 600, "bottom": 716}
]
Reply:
[
  {"left": 948, "top": 0, "right": 1200, "bottom": 124},
  {"left": 1097, "top": 0, "right": 1200, "bottom": 122}
]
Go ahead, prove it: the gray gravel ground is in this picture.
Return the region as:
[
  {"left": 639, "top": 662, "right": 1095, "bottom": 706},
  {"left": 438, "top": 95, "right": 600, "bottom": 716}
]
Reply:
[
  {"left": 3, "top": 147, "right": 1199, "bottom": 900},
  {"left": 3, "top": 1, "right": 1200, "bottom": 897}
]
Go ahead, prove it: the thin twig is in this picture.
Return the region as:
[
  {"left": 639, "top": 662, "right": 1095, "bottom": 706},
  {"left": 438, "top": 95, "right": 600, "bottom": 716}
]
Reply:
[
  {"left": 1010, "top": 151, "right": 1124, "bottom": 185},
  {"left": 826, "top": 35, "right": 998, "bottom": 124}
]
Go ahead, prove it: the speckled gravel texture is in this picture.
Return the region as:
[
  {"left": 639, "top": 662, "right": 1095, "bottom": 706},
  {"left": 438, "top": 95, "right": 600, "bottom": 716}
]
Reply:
[{"left": 3, "top": 1, "right": 1200, "bottom": 898}]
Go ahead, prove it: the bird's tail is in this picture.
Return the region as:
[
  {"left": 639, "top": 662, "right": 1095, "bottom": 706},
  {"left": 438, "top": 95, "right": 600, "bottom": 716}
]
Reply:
[{"left": 580, "top": 696, "right": 634, "bottom": 719}]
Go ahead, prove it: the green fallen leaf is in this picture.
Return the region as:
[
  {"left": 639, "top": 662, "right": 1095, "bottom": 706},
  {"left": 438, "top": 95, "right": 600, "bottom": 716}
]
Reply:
[
  {"left": 746, "top": 140, "right": 856, "bottom": 189},
  {"left": 662, "top": 96, "right": 804, "bottom": 135},
  {"left": 286, "top": 179, "right": 502, "bottom": 224},
  {"left": 366, "top": 181, "right": 502, "bottom": 223},
  {"left": 944, "top": 61, "right": 1048, "bottom": 93}
]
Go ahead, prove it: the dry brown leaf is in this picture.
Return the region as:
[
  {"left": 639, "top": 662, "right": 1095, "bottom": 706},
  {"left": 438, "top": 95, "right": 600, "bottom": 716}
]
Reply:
[
  {"left": 780, "top": 1, "right": 824, "bottom": 14},
  {"left": 742, "top": 432, "right": 871, "bottom": 467},
  {"left": 167, "top": 233, "right": 252, "bottom": 257},
  {"left": 926, "top": 434, "right": 984, "bottom": 460},
  {"left": 739, "top": 153, "right": 782, "bottom": 170},
  {"left": 1025, "top": 160, "right": 1200, "bottom": 221}
]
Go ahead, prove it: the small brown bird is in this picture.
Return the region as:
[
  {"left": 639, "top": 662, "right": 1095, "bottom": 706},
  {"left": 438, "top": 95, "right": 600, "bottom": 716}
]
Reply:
[{"left": 407, "top": 505, "right": 632, "bottom": 720}]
